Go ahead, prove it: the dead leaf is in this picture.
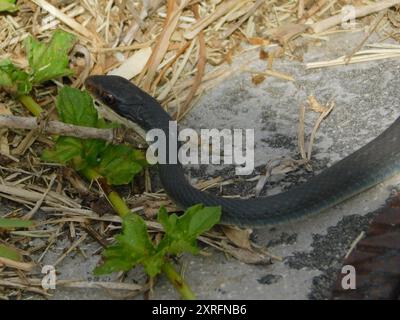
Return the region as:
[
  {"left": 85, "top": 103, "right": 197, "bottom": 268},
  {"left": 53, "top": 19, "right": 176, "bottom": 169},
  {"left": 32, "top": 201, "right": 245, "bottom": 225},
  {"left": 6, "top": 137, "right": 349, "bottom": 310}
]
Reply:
[
  {"left": 222, "top": 225, "right": 253, "bottom": 250},
  {"left": 108, "top": 47, "right": 152, "bottom": 80},
  {"left": 220, "top": 241, "right": 272, "bottom": 265},
  {"left": 307, "top": 95, "right": 327, "bottom": 113}
]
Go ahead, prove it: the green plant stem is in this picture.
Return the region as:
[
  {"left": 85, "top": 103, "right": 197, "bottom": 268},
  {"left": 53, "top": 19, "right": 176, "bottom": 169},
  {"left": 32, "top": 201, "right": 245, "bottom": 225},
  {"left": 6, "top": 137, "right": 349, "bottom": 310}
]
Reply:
[
  {"left": 19, "top": 95, "right": 43, "bottom": 116},
  {"left": 79, "top": 166, "right": 131, "bottom": 218},
  {"left": 107, "top": 191, "right": 131, "bottom": 218},
  {"left": 79, "top": 166, "right": 100, "bottom": 180},
  {"left": 162, "top": 262, "right": 196, "bottom": 300}
]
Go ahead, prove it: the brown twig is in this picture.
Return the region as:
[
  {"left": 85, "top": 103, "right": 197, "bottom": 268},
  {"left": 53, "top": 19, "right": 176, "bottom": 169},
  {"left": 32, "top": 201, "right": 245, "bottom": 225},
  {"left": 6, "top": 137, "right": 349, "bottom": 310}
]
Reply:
[{"left": 0, "top": 115, "right": 145, "bottom": 146}]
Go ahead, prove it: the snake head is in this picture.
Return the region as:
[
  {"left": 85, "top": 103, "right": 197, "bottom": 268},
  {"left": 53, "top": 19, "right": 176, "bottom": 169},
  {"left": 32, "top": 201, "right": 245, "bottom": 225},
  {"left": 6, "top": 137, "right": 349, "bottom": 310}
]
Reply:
[
  {"left": 84, "top": 75, "right": 151, "bottom": 127},
  {"left": 85, "top": 75, "right": 172, "bottom": 133}
]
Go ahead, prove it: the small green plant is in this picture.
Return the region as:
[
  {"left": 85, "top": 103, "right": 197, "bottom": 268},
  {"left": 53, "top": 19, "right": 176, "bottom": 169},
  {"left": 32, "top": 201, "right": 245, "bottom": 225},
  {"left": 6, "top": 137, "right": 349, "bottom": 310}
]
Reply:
[
  {"left": 95, "top": 205, "right": 221, "bottom": 299},
  {"left": 0, "top": 30, "right": 76, "bottom": 115},
  {"left": 0, "top": 0, "right": 18, "bottom": 13},
  {"left": 0, "top": 29, "right": 222, "bottom": 299},
  {"left": 0, "top": 29, "right": 142, "bottom": 214},
  {"left": 41, "top": 87, "right": 147, "bottom": 185}
]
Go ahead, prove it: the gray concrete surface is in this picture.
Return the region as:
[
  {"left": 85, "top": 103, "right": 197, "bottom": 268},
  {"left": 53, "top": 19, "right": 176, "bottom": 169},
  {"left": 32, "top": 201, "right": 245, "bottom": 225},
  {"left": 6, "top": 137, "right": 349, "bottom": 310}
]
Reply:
[{"left": 3, "top": 30, "right": 400, "bottom": 299}]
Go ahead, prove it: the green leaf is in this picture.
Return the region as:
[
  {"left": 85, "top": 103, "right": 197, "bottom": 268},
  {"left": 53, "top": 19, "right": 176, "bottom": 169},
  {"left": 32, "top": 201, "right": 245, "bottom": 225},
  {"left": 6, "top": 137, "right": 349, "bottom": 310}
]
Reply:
[
  {"left": 96, "top": 144, "right": 146, "bottom": 185},
  {"left": 94, "top": 213, "right": 164, "bottom": 277},
  {"left": 0, "top": 217, "right": 33, "bottom": 230},
  {"left": 25, "top": 29, "right": 76, "bottom": 84},
  {"left": 93, "top": 257, "right": 134, "bottom": 275},
  {"left": 0, "top": 244, "right": 22, "bottom": 261},
  {"left": 81, "top": 139, "right": 107, "bottom": 168},
  {"left": 97, "top": 117, "right": 120, "bottom": 129},
  {"left": 56, "top": 86, "right": 98, "bottom": 127},
  {"left": 42, "top": 87, "right": 109, "bottom": 169},
  {"left": 187, "top": 206, "right": 221, "bottom": 236},
  {"left": 118, "top": 214, "right": 154, "bottom": 256},
  {"left": 0, "top": 59, "right": 32, "bottom": 96},
  {"left": 141, "top": 250, "right": 165, "bottom": 277},
  {"left": 43, "top": 86, "right": 145, "bottom": 183},
  {"left": 157, "top": 204, "right": 221, "bottom": 255},
  {"left": 95, "top": 205, "right": 221, "bottom": 278},
  {"left": 0, "top": 0, "right": 18, "bottom": 12},
  {"left": 41, "top": 136, "right": 82, "bottom": 164}
]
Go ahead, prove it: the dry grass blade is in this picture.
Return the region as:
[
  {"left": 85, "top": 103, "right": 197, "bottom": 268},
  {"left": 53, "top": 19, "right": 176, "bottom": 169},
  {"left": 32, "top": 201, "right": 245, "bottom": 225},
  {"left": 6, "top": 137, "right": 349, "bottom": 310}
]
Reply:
[
  {"left": 141, "top": 0, "right": 189, "bottom": 91},
  {"left": 157, "top": 39, "right": 195, "bottom": 101},
  {"left": 53, "top": 234, "right": 87, "bottom": 267},
  {"left": 31, "top": 0, "right": 99, "bottom": 41},
  {"left": 0, "top": 257, "right": 35, "bottom": 271},
  {"left": 183, "top": 0, "right": 243, "bottom": 40},
  {"left": 307, "top": 100, "right": 335, "bottom": 160},
  {"left": 23, "top": 173, "right": 57, "bottom": 220},
  {"left": 0, "top": 279, "right": 50, "bottom": 296},
  {"left": 344, "top": 231, "right": 365, "bottom": 259},
  {"left": 176, "top": 4, "right": 206, "bottom": 121},
  {"left": 344, "top": 10, "right": 387, "bottom": 65},
  {"left": 310, "top": 0, "right": 400, "bottom": 34},
  {"left": 0, "top": 0, "right": 396, "bottom": 300},
  {"left": 298, "top": 104, "right": 307, "bottom": 161},
  {"left": 306, "top": 48, "right": 400, "bottom": 69},
  {"left": 221, "top": 0, "right": 266, "bottom": 39},
  {"left": 244, "top": 68, "right": 294, "bottom": 81}
]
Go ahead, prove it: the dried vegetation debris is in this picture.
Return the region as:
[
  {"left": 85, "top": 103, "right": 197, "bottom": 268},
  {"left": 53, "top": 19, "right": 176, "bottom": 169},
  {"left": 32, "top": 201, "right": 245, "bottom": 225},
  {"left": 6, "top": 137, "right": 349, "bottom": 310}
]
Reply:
[{"left": 1, "top": 0, "right": 400, "bottom": 299}]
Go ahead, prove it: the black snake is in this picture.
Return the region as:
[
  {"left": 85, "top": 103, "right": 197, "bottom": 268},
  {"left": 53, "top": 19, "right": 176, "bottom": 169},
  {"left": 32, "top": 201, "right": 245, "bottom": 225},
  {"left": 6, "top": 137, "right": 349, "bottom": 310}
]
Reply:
[{"left": 85, "top": 75, "right": 400, "bottom": 227}]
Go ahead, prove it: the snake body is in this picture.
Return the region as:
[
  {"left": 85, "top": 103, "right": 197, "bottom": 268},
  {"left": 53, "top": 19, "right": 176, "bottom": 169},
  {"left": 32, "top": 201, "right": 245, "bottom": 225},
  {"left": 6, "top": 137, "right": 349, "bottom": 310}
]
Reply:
[{"left": 85, "top": 75, "right": 400, "bottom": 227}]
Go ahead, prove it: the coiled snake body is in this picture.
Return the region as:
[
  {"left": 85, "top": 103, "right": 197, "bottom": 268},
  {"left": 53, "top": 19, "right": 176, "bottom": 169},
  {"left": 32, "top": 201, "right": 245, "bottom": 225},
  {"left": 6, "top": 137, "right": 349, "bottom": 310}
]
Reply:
[{"left": 85, "top": 75, "right": 400, "bottom": 227}]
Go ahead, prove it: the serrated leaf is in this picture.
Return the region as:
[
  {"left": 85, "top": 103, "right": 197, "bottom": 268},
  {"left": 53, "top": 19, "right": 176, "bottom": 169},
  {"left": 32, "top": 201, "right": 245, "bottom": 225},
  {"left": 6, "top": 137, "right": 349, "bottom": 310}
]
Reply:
[
  {"left": 95, "top": 213, "right": 164, "bottom": 277},
  {"left": 0, "top": 59, "right": 32, "bottom": 96},
  {"left": 157, "top": 204, "right": 221, "bottom": 255},
  {"left": 0, "top": 0, "right": 18, "bottom": 12},
  {"left": 96, "top": 205, "right": 221, "bottom": 279},
  {"left": 25, "top": 29, "right": 76, "bottom": 84},
  {"left": 0, "top": 217, "right": 33, "bottom": 230},
  {"left": 161, "top": 236, "right": 199, "bottom": 255},
  {"left": 96, "top": 144, "right": 146, "bottom": 185},
  {"left": 94, "top": 257, "right": 133, "bottom": 275},
  {"left": 0, "top": 244, "right": 22, "bottom": 261},
  {"left": 56, "top": 86, "right": 98, "bottom": 127},
  {"left": 120, "top": 214, "right": 154, "bottom": 254},
  {"left": 41, "top": 136, "right": 82, "bottom": 164},
  {"left": 141, "top": 250, "right": 165, "bottom": 277}
]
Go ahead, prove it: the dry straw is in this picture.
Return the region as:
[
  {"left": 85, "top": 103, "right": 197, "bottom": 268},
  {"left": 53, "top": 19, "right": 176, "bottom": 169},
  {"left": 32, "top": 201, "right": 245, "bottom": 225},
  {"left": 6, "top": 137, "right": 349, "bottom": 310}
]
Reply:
[{"left": 1, "top": 0, "right": 400, "bottom": 298}]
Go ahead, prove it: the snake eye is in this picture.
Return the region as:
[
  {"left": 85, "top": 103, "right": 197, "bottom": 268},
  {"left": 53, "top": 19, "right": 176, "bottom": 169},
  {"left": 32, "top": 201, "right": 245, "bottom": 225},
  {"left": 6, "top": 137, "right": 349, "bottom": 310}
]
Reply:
[{"left": 102, "top": 92, "right": 116, "bottom": 106}]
